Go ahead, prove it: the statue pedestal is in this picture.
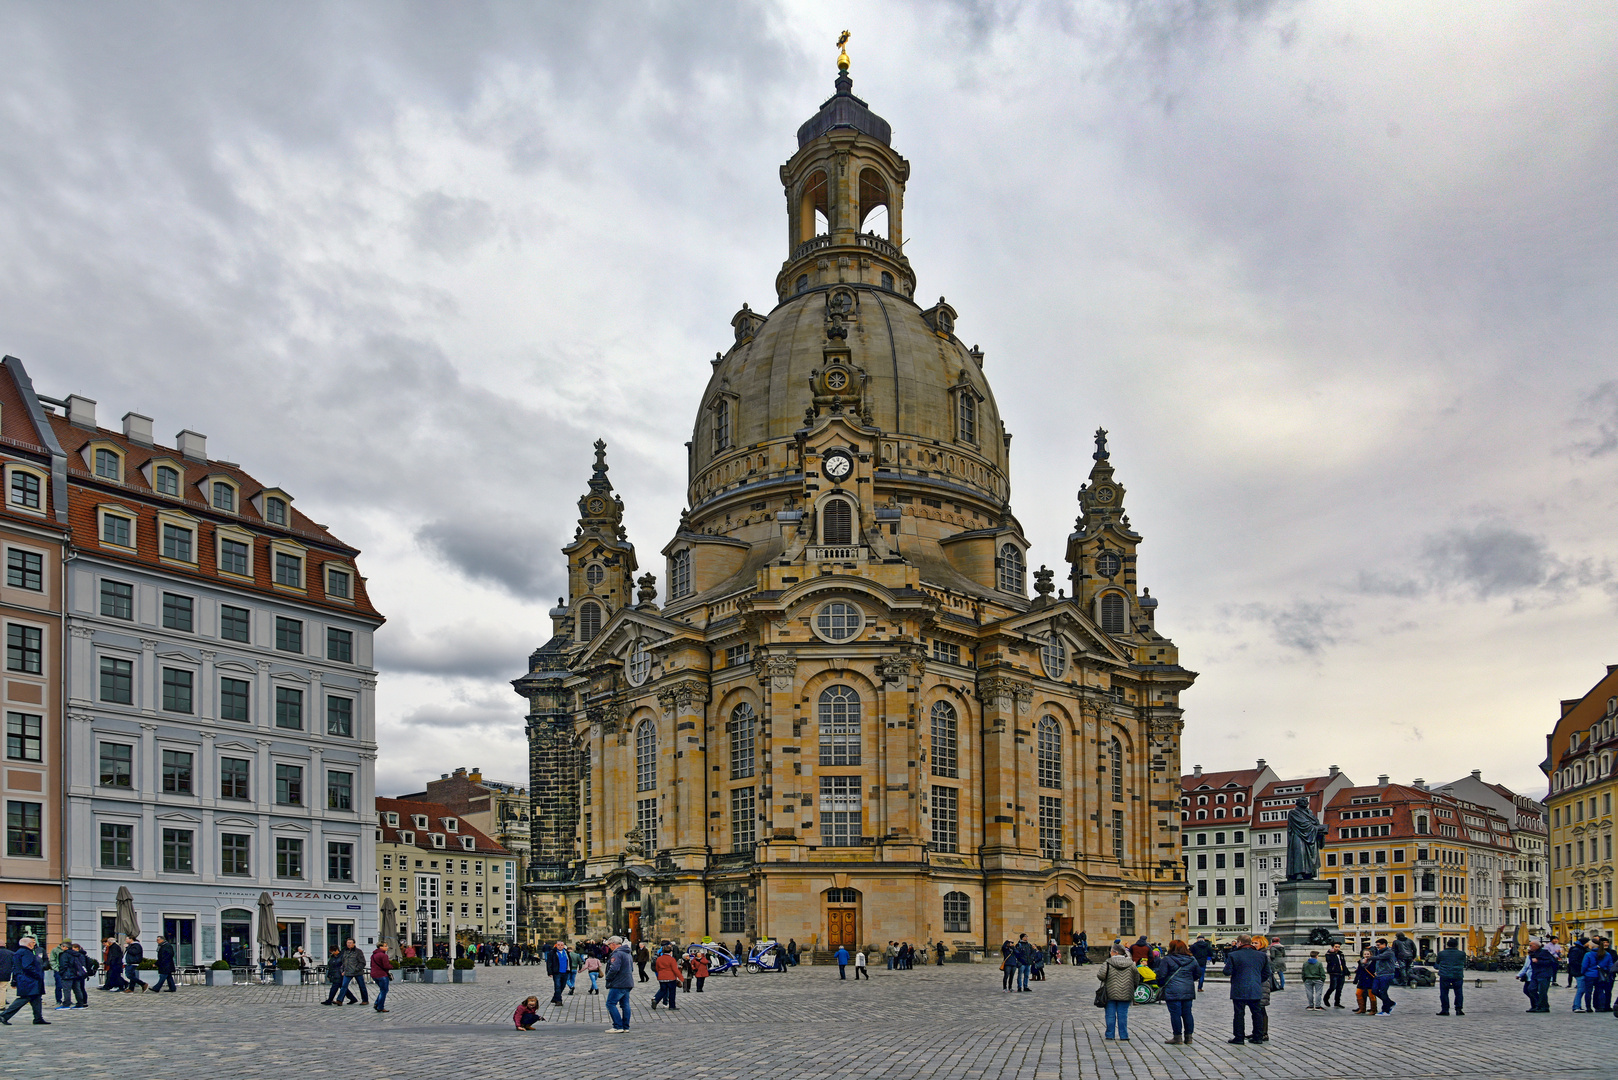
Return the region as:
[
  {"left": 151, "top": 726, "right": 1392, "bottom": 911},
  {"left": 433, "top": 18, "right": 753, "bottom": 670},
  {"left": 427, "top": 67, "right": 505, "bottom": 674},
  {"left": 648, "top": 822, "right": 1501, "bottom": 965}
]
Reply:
[{"left": 1270, "top": 880, "right": 1341, "bottom": 961}]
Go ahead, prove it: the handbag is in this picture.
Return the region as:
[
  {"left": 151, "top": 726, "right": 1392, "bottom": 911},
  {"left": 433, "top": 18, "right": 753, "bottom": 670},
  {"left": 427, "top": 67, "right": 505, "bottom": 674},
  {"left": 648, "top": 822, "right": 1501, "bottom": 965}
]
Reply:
[{"left": 1094, "top": 983, "right": 1108, "bottom": 1008}]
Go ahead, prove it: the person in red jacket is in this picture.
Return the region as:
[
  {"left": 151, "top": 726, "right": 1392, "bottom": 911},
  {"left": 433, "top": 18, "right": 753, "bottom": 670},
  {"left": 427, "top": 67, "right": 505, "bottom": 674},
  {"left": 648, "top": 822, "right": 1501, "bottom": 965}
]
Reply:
[
  {"left": 514, "top": 995, "right": 544, "bottom": 1029},
  {"left": 650, "top": 947, "right": 682, "bottom": 1010},
  {"left": 691, "top": 951, "right": 710, "bottom": 992},
  {"left": 369, "top": 944, "right": 394, "bottom": 1014}
]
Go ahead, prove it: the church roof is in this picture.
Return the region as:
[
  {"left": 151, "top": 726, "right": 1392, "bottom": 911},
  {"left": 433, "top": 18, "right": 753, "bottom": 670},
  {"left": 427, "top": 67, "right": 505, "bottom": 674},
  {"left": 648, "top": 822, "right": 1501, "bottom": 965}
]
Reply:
[{"left": 797, "top": 72, "right": 891, "bottom": 148}]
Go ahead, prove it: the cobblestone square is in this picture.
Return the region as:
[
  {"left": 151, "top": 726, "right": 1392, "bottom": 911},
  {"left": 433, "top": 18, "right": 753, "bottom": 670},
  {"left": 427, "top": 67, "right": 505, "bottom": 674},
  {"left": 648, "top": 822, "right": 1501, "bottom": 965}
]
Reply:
[{"left": 4, "top": 962, "right": 1613, "bottom": 1079}]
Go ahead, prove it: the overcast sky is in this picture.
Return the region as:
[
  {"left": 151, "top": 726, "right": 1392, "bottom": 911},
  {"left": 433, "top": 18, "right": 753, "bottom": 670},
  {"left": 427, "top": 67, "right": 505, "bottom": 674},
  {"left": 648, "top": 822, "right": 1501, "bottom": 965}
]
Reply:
[{"left": 4, "top": 1, "right": 1614, "bottom": 801}]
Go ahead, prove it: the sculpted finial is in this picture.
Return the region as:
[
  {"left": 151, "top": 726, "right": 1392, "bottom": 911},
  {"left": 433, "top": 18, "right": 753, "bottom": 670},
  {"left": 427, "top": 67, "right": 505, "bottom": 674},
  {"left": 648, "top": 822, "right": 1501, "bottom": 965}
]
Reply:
[
  {"left": 837, "top": 30, "right": 851, "bottom": 72},
  {"left": 1093, "top": 427, "right": 1110, "bottom": 461}
]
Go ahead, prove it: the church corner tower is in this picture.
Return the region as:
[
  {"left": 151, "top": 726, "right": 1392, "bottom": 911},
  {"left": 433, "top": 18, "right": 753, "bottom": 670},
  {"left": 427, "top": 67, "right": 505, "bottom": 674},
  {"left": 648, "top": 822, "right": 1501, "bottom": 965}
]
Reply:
[{"left": 514, "top": 39, "right": 1196, "bottom": 955}]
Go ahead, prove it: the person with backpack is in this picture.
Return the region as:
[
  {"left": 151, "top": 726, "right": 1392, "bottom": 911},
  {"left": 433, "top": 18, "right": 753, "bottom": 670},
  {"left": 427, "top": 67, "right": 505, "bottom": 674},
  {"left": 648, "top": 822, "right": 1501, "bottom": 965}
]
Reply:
[
  {"left": 122, "top": 936, "right": 146, "bottom": 992},
  {"left": 1158, "top": 940, "right": 1198, "bottom": 1045}
]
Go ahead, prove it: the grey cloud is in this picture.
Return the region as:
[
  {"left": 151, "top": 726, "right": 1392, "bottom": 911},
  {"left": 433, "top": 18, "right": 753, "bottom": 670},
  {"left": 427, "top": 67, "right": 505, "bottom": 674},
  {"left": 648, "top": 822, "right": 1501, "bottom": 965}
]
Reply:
[
  {"left": 415, "top": 516, "right": 566, "bottom": 599},
  {"left": 409, "top": 193, "right": 499, "bottom": 259},
  {"left": 1356, "top": 523, "right": 1611, "bottom": 605},
  {"left": 1236, "top": 599, "right": 1345, "bottom": 655},
  {"left": 376, "top": 619, "right": 542, "bottom": 681},
  {"left": 1571, "top": 381, "right": 1618, "bottom": 458},
  {"left": 398, "top": 696, "right": 519, "bottom": 731}
]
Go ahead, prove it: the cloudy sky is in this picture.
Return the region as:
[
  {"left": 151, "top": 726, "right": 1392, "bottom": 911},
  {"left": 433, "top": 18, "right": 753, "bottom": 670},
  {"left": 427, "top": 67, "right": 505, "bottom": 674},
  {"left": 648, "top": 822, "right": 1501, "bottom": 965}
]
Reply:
[{"left": 3, "top": 1, "right": 1614, "bottom": 800}]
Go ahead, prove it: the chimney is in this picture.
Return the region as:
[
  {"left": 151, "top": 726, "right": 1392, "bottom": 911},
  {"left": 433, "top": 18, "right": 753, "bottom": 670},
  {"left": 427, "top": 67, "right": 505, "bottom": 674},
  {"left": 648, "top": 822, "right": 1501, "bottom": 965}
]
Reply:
[
  {"left": 122, "top": 412, "right": 154, "bottom": 446},
  {"left": 67, "top": 394, "right": 96, "bottom": 429},
  {"left": 1328, "top": 764, "right": 1340, "bottom": 778},
  {"left": 1192, "top": 765, "right": 1202, "bottom": 779},
  {"left": 1256, "top": 759, "right": 1267, "bottom": 770},
  {"left": 1470, "top": 769, "right": 1482, "bottom": 780},
  {"left": 176, "top": 429, "right": 207, "bottom": 462},
  {"left": 1413, "top": 778, "right": 1426, "bottom": 790},
  {"left": 1378, "top": 774, "right": 1390, "bottom": 786}
]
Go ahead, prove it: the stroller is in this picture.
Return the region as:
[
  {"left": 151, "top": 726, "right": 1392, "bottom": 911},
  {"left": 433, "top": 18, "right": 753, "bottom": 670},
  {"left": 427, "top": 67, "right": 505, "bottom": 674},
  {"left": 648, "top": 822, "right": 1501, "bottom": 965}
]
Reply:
[
  {"left": 685, "top": 942, "right": 739, "bottom": 976},
  {"left": 745, "top": 940, "right": 788, "bottom": 972}
]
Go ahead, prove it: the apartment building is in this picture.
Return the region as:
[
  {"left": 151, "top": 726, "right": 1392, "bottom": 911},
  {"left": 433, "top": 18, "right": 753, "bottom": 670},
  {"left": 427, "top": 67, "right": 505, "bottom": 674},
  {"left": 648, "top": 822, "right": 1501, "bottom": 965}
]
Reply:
[
  {"left": 1543, "top": 664, "right": 1618, "bottom": 943},
  {"left": 1436, "top": 769, "right": 1547, "bottom": 939},
  {"left": 376, "top": 797, "right": 516, "bottom": 952},
  {"left": 397, "top": 767, "right": 529, "bottom": 943},
  {"left": 1181, "top": 762, "right": 1277, "bottom": 937},
  {"left": 1249, "top": 767, "right": 1355, "bottom": 933}
]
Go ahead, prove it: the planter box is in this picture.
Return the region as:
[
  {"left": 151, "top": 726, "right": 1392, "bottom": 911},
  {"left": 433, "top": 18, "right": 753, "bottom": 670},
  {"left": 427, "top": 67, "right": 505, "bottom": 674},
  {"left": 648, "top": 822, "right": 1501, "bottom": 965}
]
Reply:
[
  {"left": 421, "top": 968, "right": 451, "bottom": 984},
  {"left": 204, "top": 969, "right": 231, "bottom": 987},
  {"left": 273, "top": 969, "right": 301, "bottom": 986},
  {"left": 452, "top": 968, "right": 476, "bottom": 983}
]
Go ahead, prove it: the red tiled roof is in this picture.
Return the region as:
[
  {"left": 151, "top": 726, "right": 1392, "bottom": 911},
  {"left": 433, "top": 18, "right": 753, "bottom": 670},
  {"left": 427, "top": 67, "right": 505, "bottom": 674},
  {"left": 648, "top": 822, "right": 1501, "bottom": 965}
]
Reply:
[
  {"left": 1181, "top": 768, "right": 1263, "bottom": 792},
  {"left": 376, "top": 797, "right": 511, "bottom": 857}
]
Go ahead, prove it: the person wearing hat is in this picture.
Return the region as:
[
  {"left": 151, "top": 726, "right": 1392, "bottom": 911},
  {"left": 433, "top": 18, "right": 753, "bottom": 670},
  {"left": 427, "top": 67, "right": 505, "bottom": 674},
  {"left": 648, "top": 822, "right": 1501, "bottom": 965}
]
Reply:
[{"left": 0, "top": 934, "right": 49, "bottom": 1025}]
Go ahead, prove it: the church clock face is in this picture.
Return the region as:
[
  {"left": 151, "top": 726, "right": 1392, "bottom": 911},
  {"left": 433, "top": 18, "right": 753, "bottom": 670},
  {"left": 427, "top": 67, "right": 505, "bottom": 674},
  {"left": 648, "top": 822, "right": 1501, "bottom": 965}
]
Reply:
[
  {"left": 822, "top": 449, "right": 854, "bottom": 482},
  {"left": 1094, "top": 486, "right": 1115, "bottom": 503}
]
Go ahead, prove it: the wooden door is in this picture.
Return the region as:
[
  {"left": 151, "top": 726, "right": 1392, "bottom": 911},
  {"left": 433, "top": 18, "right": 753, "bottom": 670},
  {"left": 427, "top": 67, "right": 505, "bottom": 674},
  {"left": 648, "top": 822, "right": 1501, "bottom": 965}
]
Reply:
[
  {"left": 828, "top": 909, "right": 856, "bottom": 949},
  {"left": 628, "top": 910, "right": 641, "bottom": 947}
]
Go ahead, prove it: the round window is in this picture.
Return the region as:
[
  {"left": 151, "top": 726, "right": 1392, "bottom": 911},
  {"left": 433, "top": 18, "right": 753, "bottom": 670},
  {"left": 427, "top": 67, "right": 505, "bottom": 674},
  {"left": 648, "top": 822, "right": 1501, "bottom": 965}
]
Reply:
[
  {"left": 814, "top": 600, "right": 862, "bottom": 642},
  {"left": 626, "top": 641, "right": 651, "bottom": 687},
  {"left": 1095, "top": 551, "right": 1121, "bottom": 579},
  {"left": 1040, "top": 633, "right": 1067, "bottom": 679},
  {"left": 586, "top": 564, "right": 605, "bottom": 587}
]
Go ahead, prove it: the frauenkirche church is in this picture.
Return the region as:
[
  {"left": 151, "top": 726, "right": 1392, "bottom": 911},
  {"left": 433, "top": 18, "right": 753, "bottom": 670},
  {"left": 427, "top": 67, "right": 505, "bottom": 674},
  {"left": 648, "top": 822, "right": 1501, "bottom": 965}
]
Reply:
[{"left": 516, "top": 49, "right": 1195, "bottom": 957}]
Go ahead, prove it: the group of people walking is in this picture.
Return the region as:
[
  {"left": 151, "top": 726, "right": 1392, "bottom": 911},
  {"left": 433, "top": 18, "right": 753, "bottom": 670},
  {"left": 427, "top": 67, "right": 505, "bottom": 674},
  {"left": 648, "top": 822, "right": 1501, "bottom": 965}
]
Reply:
[
  {"left": 520, "top": 936, "right": 637, "bottom": 1032},
  {"left": 319, "top": 938, "right": 392, "bottom": 1013}
]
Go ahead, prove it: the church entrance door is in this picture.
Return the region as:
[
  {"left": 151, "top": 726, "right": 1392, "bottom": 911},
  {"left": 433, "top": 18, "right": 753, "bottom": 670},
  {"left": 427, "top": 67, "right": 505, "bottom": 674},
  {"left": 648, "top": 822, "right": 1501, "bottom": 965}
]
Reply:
[{"left": 828, "top": 908, "right": 857, "bottom": 950}]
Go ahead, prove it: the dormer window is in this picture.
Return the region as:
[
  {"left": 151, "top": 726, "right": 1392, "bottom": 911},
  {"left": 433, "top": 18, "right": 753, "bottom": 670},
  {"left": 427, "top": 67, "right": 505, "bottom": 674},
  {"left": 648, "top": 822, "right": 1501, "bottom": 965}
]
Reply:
[
  {"left": 8, "top": 469, "right": 41, "bottom": 511},
  {"left": 154, "top": 465, "right": 180, "bottom": 497},
  {"left": 265, "top": 496, "right": 287, "bottom": 525},
  {"left": 713, "top": 398, "right": 731, "bottom": 453},
  {"left": 94, "top": 447, "right": 121, "bottom": 481},
  {"left": 161, "top": 523, "right": 194, "bottom": 563},
  {"left": 275, "top": 551, "right": 303, "bottom": 587},
  {"left": 444, "top": 818, "right": 458, "bottom": 832},
  {"left": 997, "top": 543, "right": 1025, "bottom": 594},
  {"left": 399, "top": 830, "right": 414, "bottom": 845},
  {"left": 413, "top": 815, "right": 428, "bottom": 829},
  {"left": 431, "top": 833, "right": 445, "bottom": 848},
  {"left": 211, "top": 481, "right": 236, "bottom": 512},
  {"left": 327, "top": 567, "right": 352, "bottom": 599},
  {"left": 957, "top": 392, "right": 976, "bottom": 443},
  {"left": 100, "top": 509, "right": 134, "bottom": 548},
  {"left": 461, "top": 835, "right": 476, "bottom": 851},
  {"left": 386, "top": 813, "right": 399, "bottom": 826}
]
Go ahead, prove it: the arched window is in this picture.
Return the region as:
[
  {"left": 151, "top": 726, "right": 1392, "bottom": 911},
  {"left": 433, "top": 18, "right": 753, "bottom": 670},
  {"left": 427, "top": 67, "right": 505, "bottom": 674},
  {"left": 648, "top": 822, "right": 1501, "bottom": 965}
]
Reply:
[
  {"left": 153, "top": 465, "right": 180, "bottom": 496},
  {"left": 880, "top": 271, "right": 894, "bottom": 291},
  {"left": 1109, "top": 737, "right": 1124, "bottom": 802},
  {"left": 577, "top": 601, "right": 602, "bottom": 641},
  {"left": 957, "top": 392, "right": 976, "bottom": 443},
  {"left": 573, "top": 899, "right": 588, "bottom": 935},
  {"left": 1040, "top": 633, "right": 1066, "bottom": 679},
  {"left": 795, "top": 274, "right": 809, "bottom": 295},
  {"left": 822, "top": 498, "right": 852, "bottom": 545},
  {"left": 930, "top": 700, "right": 958, "bottom": 778},
  {"left": 943, "top": 891, "right": 970, "bottom": 933},
  {"left": 1196, "top": 809, "right": 1207, "bottom": 820},
  {"left": 1037, "top": 716, "right": 1062, "bottom": 788},
  {"left": 670, "top": 550, "right": 691, "bottom": 600},
  {"left": 818, "top": 686, "right": 861, "bottom": 766},
  {"left": 1100, "top": 593, "right": 1127, "bottom": 635},
  {"left": 997, "top": 544, "right": 1024, "bottom": 594},
  {"left": 1215, "top": 808, "right": 1225, "bottom": 819},
  {"left": 800, "top": 170, "right": 829, "bottom": 241},
  {"left": 858, "top": 168, "right": 889, "bottom": 236},
  {"left": 1118, "top": 899, "right": 1136, "bottom": 936},
  {"left": 713, "top": 398, "right": 731, "bottom": 453},
  {"left": 729, "top": 704, "right": 756, "bottom": 779},
  {"left": 635, "top": 719, "right": 657, "bottom": 791}
]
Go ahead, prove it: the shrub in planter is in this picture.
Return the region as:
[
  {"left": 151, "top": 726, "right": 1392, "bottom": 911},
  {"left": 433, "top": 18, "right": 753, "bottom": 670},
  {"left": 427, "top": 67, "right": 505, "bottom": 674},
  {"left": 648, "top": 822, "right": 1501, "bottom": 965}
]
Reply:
[
  {"left": 425, "top": 957, "right": 448, "bottom": 970},
  {"left": 138, "top": 959, "right": 157, "bottom": 970},
  {"left": 453, "top": 958, "right": 474, "bottom": 970},
  {"left": 211, "top": 960, "right": 232, "bottom": 970},
  {"left": 277, "top": 958, "right": 301, "bottom": 970}
]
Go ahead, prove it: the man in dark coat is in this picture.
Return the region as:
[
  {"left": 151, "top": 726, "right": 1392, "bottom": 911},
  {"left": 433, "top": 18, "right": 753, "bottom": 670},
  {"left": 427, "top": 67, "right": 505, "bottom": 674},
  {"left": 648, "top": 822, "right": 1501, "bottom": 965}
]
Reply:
[
  {"left": 1222, "top": 934, "right": 1271, "bottom": 1045},
  {"left": 0, "top": 935, "right": 49, "bottom": 1025},
  {"left": 122, "top": 936, "right": 146, "bottom": 992},
  {"left": 1190, "top": 935, "right": 1214, "bottom": 991},
  {"left": 63, "top": 944, "right": 90, "bottom": 1008},
  {"left": 604, "top": 935, "right": 634, "bottom": 1032},
  {"left": 1435, "top": 937, "right": 1467, "bottom": 1016},
  {"left": 154, "top": 935, "right": 177, "bottom": 993},
  {"left": 338, "top": 938, "right": 368, "bottom": 1005},
  {"left": 1324, "top": 943, "right": 1348, "bottom": 1008},
  {"left": 99, "top": 937, "right": 125, "bottom": 991},
  {"left": 1392, "top": 933, "right": 1417, "bottom": 987}
]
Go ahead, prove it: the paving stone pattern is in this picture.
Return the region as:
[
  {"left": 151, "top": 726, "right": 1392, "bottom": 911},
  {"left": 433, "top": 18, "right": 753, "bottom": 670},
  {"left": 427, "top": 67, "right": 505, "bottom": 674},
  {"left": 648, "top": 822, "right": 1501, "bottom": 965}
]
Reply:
[{"left": 4, "top": 964, "right": 1614, "bottom": 1079}]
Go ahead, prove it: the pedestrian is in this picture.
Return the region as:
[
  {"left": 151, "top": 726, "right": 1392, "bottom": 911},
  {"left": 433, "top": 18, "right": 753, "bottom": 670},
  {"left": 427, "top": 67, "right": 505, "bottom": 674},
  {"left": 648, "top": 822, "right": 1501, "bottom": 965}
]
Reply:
[
  {"left": 122, "top": 935, "right": 146, "bottom": 992},
  {"left": 1434, "top": 937, "right": 1466, "bottom": 1016},
  {"left": 1575, "top": 938, "right": 1606, "bottom": 1013},
  {"left": 546, "top": 941, "right": 570, "bottom": 1006},
  {"left": 1301, "top": 950, "right": 1327, "bottom": 1010},
  {"left": 1370, "top": 937, "right": 1397, "bottom": 1015},
  {"left": 62, "top": 944, "right": 89, "bottom": 1010},
  {"left": 321, "top": 945, "right": 352, "bottom": 1005},
  {"left": 886, "top": 941, "right": 897, "bottom": 971},
  {"left": 568, "top": 943, "right": 582, "bottom": 995},
  {"left": 1129, "top": 935, "right": 1150, "bottom": 964},
  {"left": 1013, "top": 933, "right": 1035, "bottom": 992},
  {"left": 635, "top": 943, "right": 650, "bottom": 983},
  {"left": 690, "top": 950, "right": 709, "bottom": 991},
  {"left": 1352, "top": 949, "right": 1376, "bottom": 1014},
  {"left": 1189, "top": 935, "right": 1213, "bottom": 992},
  {"left": 1000, "top": 940, "right": 1015, "bottom": 992},
  {"left": 935, "top": 940, "right": 946, "bottom": 966},
  {"left": 650, "top": 944, "right": 681, "bottom": 1010},
  {"left": 1222, "top": 933, "right": 1270, "bottom": 1045},
  {"left": 1098, "top": 943, "right": 1141, "bottom": 1041},
  {"left": 1527, "top": 938, "right": 1558, "bottom": 1012},
  {"left": 47, "top": 939, "right": 69, "bottom": 1009},
  {"left": 1031, "top": 946, "right": 1046, "bottom": 982},
  {"left": 604, "top": 935, "right": 634, "bottom": 1032},
  {"left": 0, "top": 935, "right": 48, "bottom": 1026},
  {"left": 584, "top": 951, "right": 602, "bottom": 994},
  {"left": 1392, "top": 932, "right": 1416, "bottom": 987},
  {"left": 370, "top": 942, "right": 392, "bottom": 1014},
  {"left": 153, "top": 935, "right": 177, "bottom": 993},
  {"left": 853, "top": 949, "right": 868, "bottom": 980},
  {"left": 1075, "top": 930, "right": 1089, "bottom": 964},
  {"left": 1158, "top": 939, "right": 1198, "bottom": 1045},
  {"left": 787, "top": 939, "right": 799, "bottom": 967},
  {"left": 1566, "top": 936, "right": 1586, "bottom": 991},
  {"left": 835, "top": 945, "right": 850, "bottom": 980},
  {"left": 340, "top": 938, "right": 369, "bottom": 1005},
  {"left": 1590, "top": 937, "right": 1614, "bottom": 1012},
  {"left": 0, "top": 941, "right": 11, "bottom": 1012},
  {"left": 514, "top": 995, "right": 544, "bottom": 1030},
  {"left": 1324, "top": 943, "right": 1347, "bottom": 1009}
]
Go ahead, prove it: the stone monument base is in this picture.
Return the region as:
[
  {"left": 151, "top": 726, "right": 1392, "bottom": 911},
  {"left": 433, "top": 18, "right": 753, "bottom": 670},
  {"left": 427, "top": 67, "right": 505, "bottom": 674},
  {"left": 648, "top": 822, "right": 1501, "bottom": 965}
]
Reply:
[{"left": 1270, "top": 880, "right": 1342, "bottom": 955}]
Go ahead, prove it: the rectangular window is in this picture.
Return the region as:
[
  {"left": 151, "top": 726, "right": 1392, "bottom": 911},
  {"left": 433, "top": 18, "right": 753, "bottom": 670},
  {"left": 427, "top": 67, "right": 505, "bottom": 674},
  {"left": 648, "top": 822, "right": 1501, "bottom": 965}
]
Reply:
[
  {"left": 1196, "top": 853, "right": 1207, "bottom": 870},
  {"left": 1215, "top": 878, "right": 1227, "bottom": 896},
  {"left": 1215, "top": 853, "right": 1226, "bottom": 869},
  {"left": 7, "top": 624, "right": 41, "bottom": 673},
  {"left": 6, "top": 800, "right": 42, "bottom": 857},
  {"left": 274, "top": 551, "right": 302, "bottom": 587},
  {"left": 10, "top": 471, "right": 40, "bottom": 509},
  {"left": 161, "top": 827, "right": 193, "bottom": 872},
  {"left": 1235, "top": 907, "right": 1246, "bottom": 925},
  {"left": 327, "top": 627, "right": 352, "bottom": 663},
  {"left": 1111, "top": 809, "right": 1124, "bottom": 860},
  {"left": 219, "top": 677, "right": 250, "bottom": 722},
  {"left": 100, "top": 822, "right": 133, "bottom": 868},
  {"left": 929, "top": 785, "right": 961, "bottom": 853},
  {"left": 212, "top": 481, "right": 235, "bottom": 511},
  {"left": 161, "top": 749, "right": 193, "bottom": 794},
  {"left": 6, "top": 550, "right": 42, "bottom": 591},
  {"left": 931, "top": 639, "right": 961, "bottom": 665},
  {"left": 220, "top": 833, "right": 251, "bottom": 875},
  {"left": 220, "top": 604, "right": 250, "bottom": 642},
  {"left": 327, "top": 770, "right": 353, "bottom": 811},
  {"left": 726, "top": 643, "right": 750, "bottom": 667},
  {"left": 265, "top": 497, "right": 287, "bottom": 525},
  {"left": 720, "top": 893, "right": 747, "bottom": 935},
  {"left": 636, "top": 797, "right": 659, "bottom": 853},
  {"left": 1197, "top": 909, "right": 1208, "bottom": 926},
  {"left": 1036, "top": 794, "right": 1060, "bottom": 858},
  {"left": 327, "top": 568, "right": 351, "bottom": 599},
  {"left": 220, "top": 757, "right": 250, "bottom": 800},
  {"left": 100, "top": 657, "right": 133, "bottom": 704},
  {"left": 276, "top": 764, "right": 303, "bottom": 805},
  {"left": 730, "top": 786, "right": 756, "bottom": 853},
  {"left": 275, "top": 617, "right": 302, "bottom": 653},
  {"left": 275, "top": 687, "right": 303, "bottom": 730},
  {"left": 102, "top": 513, "right": 132, "bottom": 547},
  {"left": 220, "top": 538, "right": 250, "bottom": 576},
  {"left": 161, "top": 523, "right": 193, "bottom": 562},
  {"left": 161, "top": 592, "right": 194, "bottom": 632},
  {"left": 819, "top": 776, "right": 862, "bottom": 847},
  {"left": 161, "top": 668, "right": 194, "bottom": 713},
  {"left": 5, "top": 712, "right": 42, "bottom": 762},
  {"left": 100, "top": 581, "right": 135, "bottom": 621},
  {"left": 276, "top": 837, "right": 303, "bottom": 878},
  {"left": 99, "top": 742, "right": 133, "bottom": 788},
  {"left": 327, "top": 696, "right": 353, "bottom": 738},
  {"left": 328, "top": 841, "right": 353, "bottom": 881}
]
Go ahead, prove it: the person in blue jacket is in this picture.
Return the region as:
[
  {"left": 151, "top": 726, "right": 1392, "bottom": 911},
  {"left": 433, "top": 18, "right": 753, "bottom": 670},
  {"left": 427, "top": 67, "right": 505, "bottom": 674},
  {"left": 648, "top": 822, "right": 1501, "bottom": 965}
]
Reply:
[
  {"left": 834, "top": 946, "right": 850, "bottom": 979},
  {"left": 0, "top": 935, "right": 49, "bottom": 1025},
  {"left": 1222, "top": 934, "right": 1271, "bottom": 1045}
]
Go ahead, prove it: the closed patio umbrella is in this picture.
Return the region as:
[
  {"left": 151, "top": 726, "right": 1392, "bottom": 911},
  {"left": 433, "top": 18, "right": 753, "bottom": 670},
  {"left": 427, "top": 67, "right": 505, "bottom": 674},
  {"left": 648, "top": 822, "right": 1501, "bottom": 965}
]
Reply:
[
  {"left": 256, "top": 892, "right": 280, "bottom": 961},
  {"left": 114, "top": 885, "right": 140, "bottom": 939},
  {"left": 379, "top": 897, "right": 398, "bottom": 955}
]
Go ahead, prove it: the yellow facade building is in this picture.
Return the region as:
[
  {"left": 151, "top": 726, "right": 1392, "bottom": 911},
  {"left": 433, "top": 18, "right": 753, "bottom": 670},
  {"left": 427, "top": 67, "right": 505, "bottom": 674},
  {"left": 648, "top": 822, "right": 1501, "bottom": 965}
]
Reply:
[
  {"left": 515, "top": 59, "right": 1195, "bottom": 956},
  {"left": 376, "top": 797, "right": 516, "bottom": 951},
  {"left": 1544, "top": 664, "right": 1618, "bottom": 943}
]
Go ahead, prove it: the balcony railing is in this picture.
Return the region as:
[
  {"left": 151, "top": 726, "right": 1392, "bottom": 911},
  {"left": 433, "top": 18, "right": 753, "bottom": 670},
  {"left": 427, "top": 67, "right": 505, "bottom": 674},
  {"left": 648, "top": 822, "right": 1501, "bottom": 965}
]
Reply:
[
  {"left": 791, "top": 234, "right": 834, "bottom": 261},
  {"left": 807, "top": 545, "right": 862, "bottom": 562},
  {"left": 789, "top": 232, "right": 906, "bottom": 264}
]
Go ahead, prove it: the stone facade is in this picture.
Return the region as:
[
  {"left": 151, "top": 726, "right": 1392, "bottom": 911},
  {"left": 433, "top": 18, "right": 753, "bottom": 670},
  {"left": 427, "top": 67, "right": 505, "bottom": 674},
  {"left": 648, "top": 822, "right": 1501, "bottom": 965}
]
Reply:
[{"left": 515, "top": 64, "right": 1196, "bottom": 954}]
